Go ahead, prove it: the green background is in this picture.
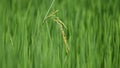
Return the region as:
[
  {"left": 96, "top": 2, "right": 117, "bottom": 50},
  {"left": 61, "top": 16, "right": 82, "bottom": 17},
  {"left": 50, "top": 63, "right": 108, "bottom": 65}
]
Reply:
[{"left": 0, "top": 0, "right": 120, "bottom": 68}]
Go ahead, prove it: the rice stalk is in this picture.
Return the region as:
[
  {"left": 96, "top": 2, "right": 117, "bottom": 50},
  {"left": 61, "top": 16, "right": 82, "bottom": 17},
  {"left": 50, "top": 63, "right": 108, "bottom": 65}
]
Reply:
[{"left": 44, "top": 10, "right": 69, "bottom": 54}]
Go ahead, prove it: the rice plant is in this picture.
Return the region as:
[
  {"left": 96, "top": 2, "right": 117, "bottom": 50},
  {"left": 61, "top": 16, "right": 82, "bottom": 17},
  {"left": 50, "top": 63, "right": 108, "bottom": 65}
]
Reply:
[{"left": 0, "top": 0, "right": 120, "bottom": 68}]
